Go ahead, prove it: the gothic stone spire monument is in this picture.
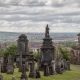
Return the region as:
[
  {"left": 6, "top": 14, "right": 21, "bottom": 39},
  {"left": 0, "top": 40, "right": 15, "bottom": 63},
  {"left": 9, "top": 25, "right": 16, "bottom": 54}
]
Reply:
[{"left": 41, "top": 25, "right": 55, "bottom": 76}]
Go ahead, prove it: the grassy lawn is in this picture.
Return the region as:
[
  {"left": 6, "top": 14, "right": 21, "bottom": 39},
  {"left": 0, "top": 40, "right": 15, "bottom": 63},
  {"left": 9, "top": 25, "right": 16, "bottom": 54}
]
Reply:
[{"left": 1, "top": 64, "right": 80, "bottom": 80}]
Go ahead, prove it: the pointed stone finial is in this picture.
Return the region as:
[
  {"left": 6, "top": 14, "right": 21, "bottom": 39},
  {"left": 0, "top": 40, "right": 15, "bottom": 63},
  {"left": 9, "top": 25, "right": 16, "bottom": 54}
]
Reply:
[{"left": 45, "top": 24, "right": 50, "bottom": 38}]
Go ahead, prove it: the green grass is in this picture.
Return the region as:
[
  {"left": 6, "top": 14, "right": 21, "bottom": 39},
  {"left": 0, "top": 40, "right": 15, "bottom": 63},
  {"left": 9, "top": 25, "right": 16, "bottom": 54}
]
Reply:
[{"left": 1, "top": 65, "right": 80, "bottom": 80}]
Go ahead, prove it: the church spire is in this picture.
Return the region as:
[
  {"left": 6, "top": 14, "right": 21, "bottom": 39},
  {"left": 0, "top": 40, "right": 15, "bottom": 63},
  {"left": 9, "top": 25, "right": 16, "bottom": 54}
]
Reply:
[{"left": 45, "top": 24, "right": 50, "bottom": 38}]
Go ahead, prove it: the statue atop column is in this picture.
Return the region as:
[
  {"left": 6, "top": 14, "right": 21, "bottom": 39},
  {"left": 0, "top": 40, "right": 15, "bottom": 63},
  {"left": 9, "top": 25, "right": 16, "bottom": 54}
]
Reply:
[{"left": 45, "top": 24, "right": 50, "bottom": 38}]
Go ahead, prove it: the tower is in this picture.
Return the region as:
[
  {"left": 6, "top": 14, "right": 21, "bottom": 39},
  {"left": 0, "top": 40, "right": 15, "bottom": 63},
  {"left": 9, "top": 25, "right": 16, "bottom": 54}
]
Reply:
[{"left": 41, "top": 25, "right": 55, "bottom": 76}]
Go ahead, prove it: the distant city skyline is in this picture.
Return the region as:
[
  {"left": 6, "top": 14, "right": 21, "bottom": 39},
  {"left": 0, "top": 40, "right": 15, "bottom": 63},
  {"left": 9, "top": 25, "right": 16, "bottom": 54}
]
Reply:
[{"left": 0, "top": 0, "right": 80, "bottom": 32}]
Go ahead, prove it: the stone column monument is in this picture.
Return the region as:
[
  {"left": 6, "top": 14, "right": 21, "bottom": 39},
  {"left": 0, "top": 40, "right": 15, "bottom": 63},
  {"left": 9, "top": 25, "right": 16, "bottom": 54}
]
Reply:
[
  {"left": 28, "top": 57, "right": 35, "bottom": 78},
  {"left": 17, "top": 34, "right": 29, "bottom": 71},
  {"left": 6, "top": 55, "right": 14, "bottom": 74},
  {"left": 20, "top": 64, "right": 27, "bottom": 80},
  {"left": 41, "top": 25, "right": 55, "bottom": 76}
]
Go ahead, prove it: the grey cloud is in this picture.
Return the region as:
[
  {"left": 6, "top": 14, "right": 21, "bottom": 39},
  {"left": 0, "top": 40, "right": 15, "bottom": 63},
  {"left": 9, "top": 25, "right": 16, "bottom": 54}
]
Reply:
[
  {"left": 0, "top": 0, "right": 80, "bottom": 32},
  {"left": 0, "top": 0, "right": 80, "bottom": 8}
]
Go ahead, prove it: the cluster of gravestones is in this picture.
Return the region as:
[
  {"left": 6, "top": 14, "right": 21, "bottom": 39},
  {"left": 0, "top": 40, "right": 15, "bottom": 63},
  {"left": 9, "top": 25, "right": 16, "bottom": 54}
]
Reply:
[{"left": 0, "top": 25, "right": 70, "bottom": 80}]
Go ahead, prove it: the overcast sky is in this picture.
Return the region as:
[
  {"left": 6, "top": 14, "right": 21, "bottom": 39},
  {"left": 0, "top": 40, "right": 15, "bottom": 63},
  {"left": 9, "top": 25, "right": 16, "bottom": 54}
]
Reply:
[{"left": 0, "top": 0, "right": 80, "bottom": 33}]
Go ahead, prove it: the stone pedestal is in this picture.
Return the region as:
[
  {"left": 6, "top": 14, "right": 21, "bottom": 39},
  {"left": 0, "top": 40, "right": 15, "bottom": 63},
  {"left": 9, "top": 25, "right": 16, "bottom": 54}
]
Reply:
[
  {"left": 6, "top": 64, "right": 14, "bottom": 74},
  {"left": 44, "top": 63, "right": 50, "bottom": 76},
  {"left": 0, "top": 75, "right": 3, "bottom": 80},
  {"left": 35, "top": 69, "right": 41, "bottom": 78},
  {"left": 63, "top": 60, "right": 67, "bottom": 70},
  {"left": 21, "top": 64, "right": 28, "bottom": 80},
  {"left": 0, "top": 62, "right": 1, "bottom": 73},
  {"left": 12, "top": 76, "right": 16, "bottom": 80},
  {"left": 29, "top": 61, "right": 36, "bottom": 78},
  {"left": 49, "top": 60, "right": 56, "bottom": 75},
  {"left": 66, "top": 61, "right": 70, "bottom": 70},
  {"left": 56, "top": 65, "right": 62, "bottom": 74},
  {"left": 1, "top": 56, "right": 7, "bottom": 73},
  {"left": 6, "top": 55, "right": 14, "bottom": 74},
  {"left": 16, "top": 57, "right": 20, "bottom": 68},
  {"left": 0, "top": 57, "right": 3, "bottom": 73}
]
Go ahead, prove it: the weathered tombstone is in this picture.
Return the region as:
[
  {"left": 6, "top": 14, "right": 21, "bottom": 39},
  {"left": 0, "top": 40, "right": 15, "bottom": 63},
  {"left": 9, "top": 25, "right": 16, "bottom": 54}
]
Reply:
[
  {"left": 49, "top": 60, "right": 56, "bottom": 75},
  {"left": 63, "top": 59, "right": 67, "bottom": 70},
  {"left": 6, "top": 55, "right": 14, "bottom": 74},
  {"left": 35, "top": 69, "right": 41, "bottom": 78},
  {"left": 44, "top": 63, "right": 50, "bottom": 76},
  {"left": 28, "top": 54, "right": 36, "bottom": 78},
  {"left": 66, "top": 61, "right": 70, "bottom": 70},
  {"left": 29, "top": 61, "right": 35, "bottom": 78},
  {"left": 0, "top": 56, "right": 4, "bottom": 72},
  {"left": 56, "top": 65, "right": 62, "bottom": 74},
  {"left": 0, "top": 56, "right": 3, "bottom": 73},
  {"left": 0, "top": 63, "right": 1, "bottom": 74},
  {"left": 56, "top": 61, "right": 63, "bottom": 74},
  {"left": 0, "top": 75, "right": 3, "bottom": 80},
  {"left": 61, "top": 60, "right": 65, "bottom": 73},
  {"left": 40, "top": 25, "right": 55, "bottom": 76},
  {"left": 1, "top": 55, "right": 7, "bottom": 73},
  {"left": 16, "top": 55, "right": 20, "bottom": 68},
  {"left": 20, "top": 64, "right": 28, "bottom": 80},
  {"left": 12, "top": 76, "right": 16, "bottom": 80}
]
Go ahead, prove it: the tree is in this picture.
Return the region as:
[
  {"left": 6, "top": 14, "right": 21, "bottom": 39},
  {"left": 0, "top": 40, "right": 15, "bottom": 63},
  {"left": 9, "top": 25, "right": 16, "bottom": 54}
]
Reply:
[
  {"left": 0, "top": 49, "right": 5, "bottom": 56},
  {"left": 59, "top": 47, "right": 70, "bottom": 61},
  {"left": 5, "top": 45, "right": 17, "bottom": 56}
]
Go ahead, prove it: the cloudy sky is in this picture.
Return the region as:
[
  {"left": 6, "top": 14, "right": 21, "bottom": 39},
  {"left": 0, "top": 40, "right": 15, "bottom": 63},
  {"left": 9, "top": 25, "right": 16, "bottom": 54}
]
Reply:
[{"left": 0, "top": 0, "right": 80, "bottom": 33}]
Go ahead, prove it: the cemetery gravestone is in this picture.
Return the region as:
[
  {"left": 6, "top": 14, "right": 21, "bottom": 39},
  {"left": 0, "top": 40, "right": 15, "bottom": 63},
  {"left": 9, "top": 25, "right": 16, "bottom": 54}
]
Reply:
[
  {"left": 6, "top": 55, "right": 14, "bottom": 74},
  {"left": 12, "top": 76, "right": 16, "bottom": 80},
  {"left": 21, "top": 64, "right": 28, "bottom": 80},
  {"left": 0, "top": 57, "right": 3, "bottom": 73},
  {"left": 28, "top": 54, "right": 36, "bottom": 78},
  {"left": 0, "top": 75, "right": 3, "bottom": 80},
  {"left": 66, "top": 61, "right": 70, "bottom": 70},
  {"left": 44, "top": 63, "right": 50, "bottom": 76},
  {"left": 49, "top": 60, "right": 56, "bottom": 75},
  {"left": 35, "top": 69, "right": 41, "bottom": 78},
  {"left": 2, "top": 56, "right": 7, "bottom": 73}
]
